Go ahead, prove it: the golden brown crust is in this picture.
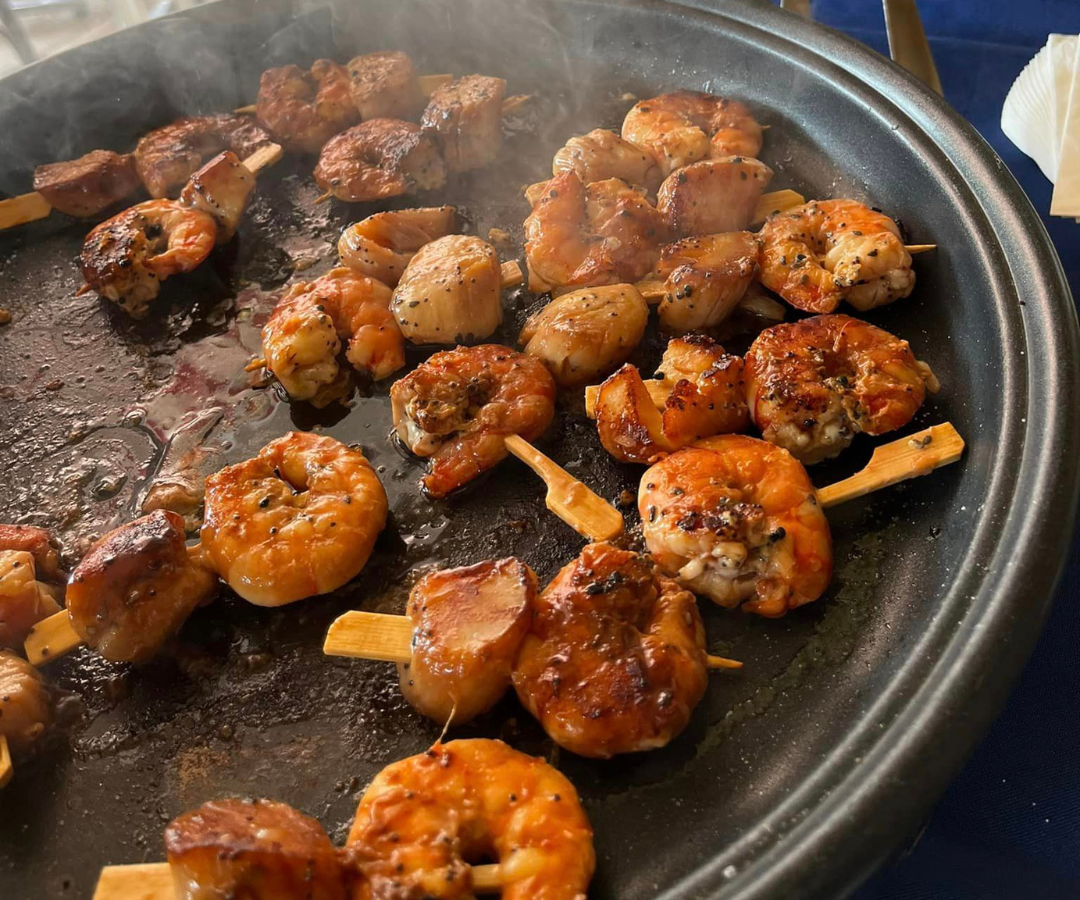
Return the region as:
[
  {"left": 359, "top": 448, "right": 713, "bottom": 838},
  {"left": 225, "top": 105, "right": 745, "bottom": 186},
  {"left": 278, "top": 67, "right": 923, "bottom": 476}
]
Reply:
[
  {"left": 398, "top": 558, "right": 535, "bottom": 725},
  {"left": 512, "top": 542, "right": 708, "bottom": 757},
  {"left": 0, "top": 650, "right": 51, "bottom": 755},
  {"left": 421, "top": 74, "right": 506, "bottom": 173},
  {"left": 165, "top": 798, "right": 346, "bottom": 900},
  {"left": 640, "top": 435, "right": 833, "bottom": 616},
  {"left": 33, "top": 150, "right": 141, "bottom": 217},
  {"left": 347, "top": 50, "right": 423, "bottom": 120},
  {"left": 744, "top": 314, "right": 935, "bottom": 464},
  {"left": 256, "top": 60, "right": 358, "bottom": 154},
  {"left": 134, "top": 114, "right": 270, "bottom": 198},
  {"left": 66, "top": 510, "right": 217, "bottom": 662},
  {"left": 390, "top": 345, "right": 556, "bottom": 498},
  {"left": 657, "top": 156, "right": 772, "bottom": 237},
  {"left": 314, "top": 118, "right": 446, "bottom": 202}
]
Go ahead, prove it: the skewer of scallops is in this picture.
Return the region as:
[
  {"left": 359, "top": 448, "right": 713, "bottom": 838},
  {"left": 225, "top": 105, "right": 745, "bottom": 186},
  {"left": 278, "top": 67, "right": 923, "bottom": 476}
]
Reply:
[
  {"left": 324, "top": 422, "right": 962, "bottom": 758},
  {"left": 0, "top": 49, "right": 528, "bottom": 232},
  {"left": 92, "top": 737, "right": 595, "bottom": 898}
]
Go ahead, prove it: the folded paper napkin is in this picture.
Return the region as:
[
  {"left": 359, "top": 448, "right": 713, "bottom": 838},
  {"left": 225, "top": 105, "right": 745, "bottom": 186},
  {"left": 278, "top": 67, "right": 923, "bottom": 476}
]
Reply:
[{"left": 1002, "top": 34, "right": 1080, "bottom": 218}]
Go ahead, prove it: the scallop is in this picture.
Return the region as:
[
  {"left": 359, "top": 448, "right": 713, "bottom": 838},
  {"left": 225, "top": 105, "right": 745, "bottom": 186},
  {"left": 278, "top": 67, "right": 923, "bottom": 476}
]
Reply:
[
  {"left": 390, "top": 234, "right": 503, "bottom": 344},
  {"left": 519, "top": 284, "right": 649, "bottom": 387}
]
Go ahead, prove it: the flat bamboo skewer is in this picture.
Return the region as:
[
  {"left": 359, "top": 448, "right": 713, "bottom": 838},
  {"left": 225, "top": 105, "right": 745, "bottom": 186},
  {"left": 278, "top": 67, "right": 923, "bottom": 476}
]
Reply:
[
  {"left": 0, "top": 736, "right": 13, "bottom": 789},
  {"left": 814, "top": 422, "right": 964, "bottom": 508},
  {"left": 24, "top": 606, "right": 84, "bottom": 666},
  {"left": 503, "top": 434, "right": 623, "bottom": 541},
  {"left": 324, "top": 610, "right": 742, "bottom": 670},
  {"left": 92, "top": 859, "right": 504, "bottom": 899},
  {"left": 0, "top": 142, "right": 285, "bottom": 232}
]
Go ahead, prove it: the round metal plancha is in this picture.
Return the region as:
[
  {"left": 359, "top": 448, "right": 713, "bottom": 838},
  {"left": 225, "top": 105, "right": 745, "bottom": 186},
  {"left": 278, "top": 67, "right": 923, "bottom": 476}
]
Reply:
[{"left": 0, "top": 1, "right": 1077, "bottom": 898}]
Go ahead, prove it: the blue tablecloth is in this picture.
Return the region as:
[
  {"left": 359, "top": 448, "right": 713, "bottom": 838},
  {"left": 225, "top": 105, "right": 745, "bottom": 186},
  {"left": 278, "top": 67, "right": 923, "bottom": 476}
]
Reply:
[{"left": 805, "top": 2, "right": 1080, "bottom": 898}]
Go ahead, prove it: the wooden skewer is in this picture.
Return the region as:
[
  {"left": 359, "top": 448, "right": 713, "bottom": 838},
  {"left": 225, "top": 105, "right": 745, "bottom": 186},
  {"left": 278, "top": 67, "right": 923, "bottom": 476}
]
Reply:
[
  {"left": 25, "top": 608, "right": 83, "bottom": 666},
  {"left": 93, "top": 860, "right": 504, "bottom": 899},
  {"left": 500, "top": 259, "right": 524, "bottom": 287},
  {"left": 324, "top": 610, "right": 742, "bottom": 670},
  {"left": 0, "top": 735, "right": 12, "bottom": 789},
  {"left": 0, "top": 190, "right": 52, "bottom": 231},
  {"left": 241, "top": 143, "right": 284, "bottom": 175},
  {"left": 0, "top": 142, "right": 284, "bottom": 233},
  {"left": 503, "top": 434, "right": 623, "bottom": 541},
  {"left": 814, "top": 422, "right": 964, "bottom": 508}
]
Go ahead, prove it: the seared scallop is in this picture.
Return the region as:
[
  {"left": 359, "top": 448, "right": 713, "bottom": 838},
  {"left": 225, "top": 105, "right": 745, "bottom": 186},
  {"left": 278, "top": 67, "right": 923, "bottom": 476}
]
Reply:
[
  {"left": 421, "top": 74, "right": 507, "bottom": 173},
  {"left": 398, "top": 557, "right": 536, "bottom": 725},
  {"left": 657, "top": 156, "right": 773, "bottom": 237},
  {"left": 391, "top": 234, "right": 503, "bottom": 344},
  {"left": 519, "top": 284, "right": 649, "bottom": 387},
  {"left": 165, "top": 798, "right": 346, "bottom": 900}
]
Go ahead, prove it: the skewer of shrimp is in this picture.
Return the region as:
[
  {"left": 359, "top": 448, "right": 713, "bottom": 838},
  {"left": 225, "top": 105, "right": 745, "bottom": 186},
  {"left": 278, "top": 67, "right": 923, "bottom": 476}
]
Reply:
[
  {"left": 92, "top": 738, "right": 593, "bottom": 898},
  {"left": 77, "top": 143, "right": 283, "bottom": 315},
  {"left": 23, "top": 433, "right": 387, "bottom": 668},
  {"left": 92, "top": 860, "right": 505, "bottom": 898},
  {"left": 326, "top": 422, "right": 963, "bottom": 660}
]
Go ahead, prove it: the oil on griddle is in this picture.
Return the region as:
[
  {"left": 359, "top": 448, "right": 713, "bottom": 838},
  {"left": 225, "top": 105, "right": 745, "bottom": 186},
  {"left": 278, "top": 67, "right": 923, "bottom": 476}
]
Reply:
[{"left": 0, "top": 25, "right": 946, "bottom": 900}]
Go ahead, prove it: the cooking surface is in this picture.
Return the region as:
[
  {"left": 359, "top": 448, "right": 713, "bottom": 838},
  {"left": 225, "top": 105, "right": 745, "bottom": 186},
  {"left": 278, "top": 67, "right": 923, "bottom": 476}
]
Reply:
[{"left": 0, "top": 2, "right": 1075, "bottom": 899}]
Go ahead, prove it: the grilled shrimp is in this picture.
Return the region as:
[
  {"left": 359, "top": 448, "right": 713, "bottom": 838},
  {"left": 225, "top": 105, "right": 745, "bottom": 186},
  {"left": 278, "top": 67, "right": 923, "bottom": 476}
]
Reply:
[
  {"left": 166, "top": 798, "right": 347, "bottom": 900},
  {"left": 178, "top": 150, "right": 254, "bottom": 243},
  {"left": 347, "top": 50, "right": 423, "bottom": 120},
  {"left": 398, "top": 558, "right": 535, "bottom": 726},
  {"left": 0, "top": 550, "right": 60, "bottom": 650},
  {"left": 595, "top": 335, "right": 748, "bottom": 464},
  {"left": 551, "top": 128, "right": 662, "bottom": 194},
  {"left": 656, "top": 231, "right": 760, "bottom": 333},
  {"left": 338, "top": 206, "right": 457, "bottom": 286},
  {"left": 745, "top": 314, "right": 938, "bottom": 464},
  {"left": 256, "top": 60, "right": 358, "bottom": 154},
  {"left": 513, "top": 542, "right": 708, "bottom": 758},
  {"left": 390, "top": 234, "right": 504, "bottom": 344},
  {"left": 0, "top": 652, "right": 51, "bottom": 756},
  {"left": 65, "top": 510, "right": 218, "bottom": 663},
  {"left": 80, "top": 199, "right": 217, "bottom": 316},
  {"left": 314, "top": 118, "right": 446, "bottom": 202},
  {"left": 347, "top": 739, "right": 594, "bottom": 900},
  {"left": 33, "top": 149, "right": 141, "bottom": 218},
  {"left": 518, "top": 283, "right": 649, "bottom": 387},
  {"left": 133, "top": 114, "right": 271, "bottom": 198},
  {"left": 262, "top": 268, "right": 403, "bottom": 405},
  {"left": 390, "top": 345, "right": 556, "bottom": 498},
  {"left": 758, "top": 199, "right": 915, "bottom": 312},
  {"left": 523, "top": 170, "right": 667, "bottom": 291},
  {"left": 0, "top": 524, "right": 60, "bottom": 581},
  {"left": 640, "top": 435, "right": 833, "bottom": 616},
  {"left": 657, "top": 156, "right": 773, "bottom": 237},
  {"left": 622, "top": 90, "right": 763, "bottom": 178},
  {"left": 201, "top": 432, "right": 388, "bottom": 606},
  {"left": 421, "top": 75, "right": 507, "bottom": 173}
]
